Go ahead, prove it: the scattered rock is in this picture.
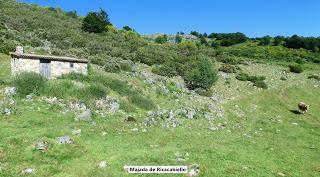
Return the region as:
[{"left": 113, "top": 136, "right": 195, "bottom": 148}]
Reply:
[
  {"left": 95, "top": 96, "right": 120, "bottom": 113},
  {"left": 131, "top": 128, "right": 139, "bottom": 132},
  {"left": 98, "top": 161, "right": 107, "bottom": 168},
  {"left": 69, "top": 101, "right": 87, "bottom": 112},
  {"left": 22, "top": 168, "right": 35, "bottom": 175},
  {"left": 175, "top": 152, "right": 189, "bottom": 162},
  {"left": 292, "top": 122, "right": 298, "bottom": 126},
  {"left": 4, "top": 87, "right": 16, "bottom": 97},
  {"left": 3, "top": 108, "right": 11, "bottom": 115},
  {"left": 102, "top": 132, "right": 107, "bottom": 136},
  {"left": 35, "top": 141, "right": 48, "bottom": 151},
  {"left": 56, "top": 136, "right": 73, "bottom": 144},
  {"left": 123, "top": 165, "right": 129, "bottom": 172},
  {"left": 188, "top": 164, "right": 200, "bottom": 176},
  {"left": 75, "top": 109, "right": 92, "bottom": 122},
  {"left": 26, "top": 95, "right": 32, "bottom": 100},
  {"left": 42, "top": 97, "right": 58, "bottom": 104},
  {"left": 72, "top": 129, "right": 81, "bottom": 136},
  {"left": 277, "top": 172, "right": 286, "bottom": 176}
]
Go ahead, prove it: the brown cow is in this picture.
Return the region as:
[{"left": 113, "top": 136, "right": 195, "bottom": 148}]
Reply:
[{"left": 298, "top": 102, "right": 309, "bottom": 114}]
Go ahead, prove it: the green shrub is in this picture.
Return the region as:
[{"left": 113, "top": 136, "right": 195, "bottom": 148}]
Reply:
[
  {"left": 13, "top": 72, "right": 46, "bottom": 96},
  {"left": 155, "top": 35, "right": 168, "bottom": 44},
  {"left": 103, "top": 58, "right": 134, "bottom": 73},
  {"left": 235, "top": 73, "right": 250, "bottom": 81},
  {"left": 280, "top": 76, "right": 287, "bottom": 81},
  {"left": 0, "top": 40, "right": 16, "bottom": 54},
  {"left": 152, "top": 62, "right": 178, "bottom": 78},
  {"left": 236, "top": 72, "right": 267, "bottom": 89},
  {"left": 217, "top": 55, "right": 239, "bottom": 65},
  {"left": 195, "top": 88, "right": 213, "bottom": 97},
  {"left": 308, "top": 75, "right": 320, "bottom": 81},
  {"left": 289, "top": 64, "right": 304, "bottom": 73},
  {"left": 183, "top": 55, "right": 218, "bottom": 90},
  {"left": 166, "top": 81, "right": 182, "bottom": 94},
  {"left": 0, "top": 79, "right": 5, "bottom": 85},
  {"left": 81, "top": 9, "right": 111, "bottom": 33},
  {"left": 253, "top": 80, "right": 268, "bottom": 89},
  {"left": 219, "top": 64, "right": 241, "bottom": 73}
]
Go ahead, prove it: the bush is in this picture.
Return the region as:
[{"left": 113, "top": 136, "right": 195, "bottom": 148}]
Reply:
[
  {"left": 253, "top": 80, "right": 268, "bottom": 89},
  {"left": 217, "top": 55, "right": 239, "bottom": 65},
  {"left": 236, "top": 72, "right": 267, "bottom": 89},
  {"left": 235, "top": 73, "right": 250, "bottom": 81},
  {"left": 289, "top": 64, "right": 304, "bottom": 73},
  {"left": 308, "top": 75, "right": 320, "bottom": 81},
  {"left": 175, "top": 35, "right": 182, "bottom": 44},
  {"left": 155, "top": 35, "right": 168, "bottom": 44},
  {"left": 13, "top": 72, "right": 46, "bottom": 96},
  {"left": 219, "top": 64, "right": 241, "bottom": 73},
  {"left": 195, "top": 88, "right": 213, "bottom": 97},
  {"left": 183, "top": 55, "right": 218, "bottom": 90},
  {"left": 123, "top": 26, "right": 133, "bottom": 31},
  {"left": 0, "top": 79, "right": 5, "bottom": 85},
  {"left": 0, "top": 40, "right": 16, "bottom": 54},
  {"left": 152, "top": 62, "right": 178, "bottom": 78},
  {"left": 82, "top": 9, "right": 111, "bottom": 33}
]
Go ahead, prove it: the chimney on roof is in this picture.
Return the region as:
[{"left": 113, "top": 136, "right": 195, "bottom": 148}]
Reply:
[{"left": 15, "top": 46, "right": 24, "bottom": 54}]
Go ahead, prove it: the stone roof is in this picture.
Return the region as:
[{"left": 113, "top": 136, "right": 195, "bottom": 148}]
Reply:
[{"left": 10, "top": 52, "right": 88, "bottom": 63}]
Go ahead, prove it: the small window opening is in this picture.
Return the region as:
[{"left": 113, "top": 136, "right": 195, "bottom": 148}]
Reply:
[{"left": 70, "top": 62, "right": 74, "bottom": 68}]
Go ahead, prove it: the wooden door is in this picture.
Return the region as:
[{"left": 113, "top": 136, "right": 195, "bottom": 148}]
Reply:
[{"left": 39, "top": 59, "right": 51, "bottom": 79}]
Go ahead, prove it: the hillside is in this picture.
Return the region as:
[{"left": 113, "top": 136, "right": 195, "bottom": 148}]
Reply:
[{"left": 1, "top": 1, "right": 320, "bottom": 177}]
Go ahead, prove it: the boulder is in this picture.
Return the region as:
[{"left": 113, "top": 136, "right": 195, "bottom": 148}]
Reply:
[
  {"left": 35, "top": 141, "right": 48, "bottom": 151},
  {"left": 4, "top": 87, "right": 16, "bottom": 97},
  {"left": 56, "top": 136, "right": 73, "bottom": 144},
  {"left": 98, "top": 161, "right": 108, "bottom": 168},
  {"left": 22, "top": 168, "right": 35, "bottom": 175},
  {"left": 75, "top": 109, "right": 92, "bottom": 122}
]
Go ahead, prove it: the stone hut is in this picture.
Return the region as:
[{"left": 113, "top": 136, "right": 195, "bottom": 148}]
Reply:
[{"left": 10, "top": 46, "right": 88, "bottom": 79}]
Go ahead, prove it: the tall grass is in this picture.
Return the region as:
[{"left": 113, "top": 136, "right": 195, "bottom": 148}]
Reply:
[{"left": 13, "top": 72, "right": 47, "bottom": 97}]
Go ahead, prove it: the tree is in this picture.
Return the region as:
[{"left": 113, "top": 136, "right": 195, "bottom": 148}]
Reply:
[
  {"left": 175, "top": 35, "right": 182, "bottom": 44},
  {"left": 155, "top": 35, "right": 168, "bottom": 44},
  {"left": 66, "top": 11, "right": 77, "bottom": 18},
  {"left": 123, "top": 25, "right": 133, "bottom": 31},
  {"left": 200, "top": 36, "right": 208, "bottom": 46},
  {"left": 273, "top": 36, "right": 285, "bottom": 46},
  {"left": 190, "top": 31, "right": 200, "bottom": 37},
  {"left": 81, "top": 9, "right": 111, "bottom": 33},
  {"left": 258, "top": 35, "right": 272, "bottom": 45},
  {"left": 211, "top": 41, "right": 219, "bottom": 48},
  {"left": 183, "top": 55, "right": 218, "bottom": 90}
]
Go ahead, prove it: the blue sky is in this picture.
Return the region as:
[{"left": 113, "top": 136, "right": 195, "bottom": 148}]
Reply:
[{"left": 18, "top": 0, "right": 319, "bottom": 37}]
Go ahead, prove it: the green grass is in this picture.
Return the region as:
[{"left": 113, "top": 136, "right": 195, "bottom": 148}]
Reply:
[{"left": 0, "top": 54, "right": 320, "bottom": 177}]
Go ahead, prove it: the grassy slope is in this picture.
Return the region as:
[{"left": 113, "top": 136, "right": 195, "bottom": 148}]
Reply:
[{"left": 1, "top": 54, "right": 319, "bottom": 177}]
